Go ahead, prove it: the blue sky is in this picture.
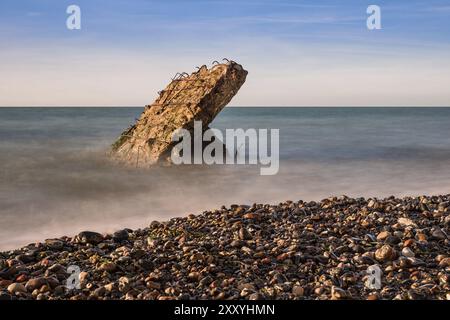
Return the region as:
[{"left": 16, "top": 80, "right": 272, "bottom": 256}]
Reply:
[{"left": 1, "top": 0, "right": 449, "bottom": 106}]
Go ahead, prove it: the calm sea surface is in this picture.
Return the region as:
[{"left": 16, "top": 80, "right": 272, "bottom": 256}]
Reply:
[{"left": 1, "top": 107, "right": 450, "bottom": 250}]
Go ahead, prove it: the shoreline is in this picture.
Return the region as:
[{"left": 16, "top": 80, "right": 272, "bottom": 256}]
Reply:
[{"left": 1, "top": 195, "right": 449, "bottom": 300}]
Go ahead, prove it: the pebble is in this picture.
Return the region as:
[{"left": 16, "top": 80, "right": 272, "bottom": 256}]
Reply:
[
  {"left": 147, "top": 237, "right": 158, "bottom": 248},
  {"left": 367, "top": 293, "right": 379, "bottom": 300},
  {"left": 25, "top": 277, "right": 48, "bottom": 291},
  {"left": 331, "top": 286, "right": 347, "bottom": 300},
  {"left": 438, "top": 257, "right": 450, "bottom": 267},
  {"left": 7, "top": 283, "right": 27, "bottom": 294},
  {"left": 431, "top": 227, "right": 447, "bottom": 240},
  {"left": 146, "top": 281, "right": 161, "bottom": 290},
  {"left": 385, "top": 235, "right": 401, "bottom": 245},
  {"left": 92, "top": 286, "right": 105, "bottom": 297},
  {"left": 45, "top": 239, "right": 64, "bottom": 250},
  {"left": 401, "top": 247, "right": 415, "bottom": 258},
  {"left": 36, "top": 293, "right": 47, "bottom": 300},
  {"left": 377, "top": 231, "right": 391, "bottom": 241},
  {"left": 368, "top": 200, "right": 376, "bottom": 208},
  {"left": 292, "top": 285, "right": 304, "bottom": 297},
  {"left": 75, "top": 231, "right": 104, "bottom": 244},
  {"left": 98, "top": 262, "right": 117, "bottom": 272},
  {"left": 238, "top": 227, "right": 252, "bottom": 240},
  {"left": 1, "top": 195, "right": 449, "bottom": 301},
  {"left": 79, "top": 271, "right": 89, "bottom": 284},
  {"left": 403, "top": 239, "right": 415, "bottom": 247},
  {"left": 398, "top": 218, "right": 417, "bottom": 228},
  {"left": 16, "top": 254, "right": 34, "bottom": 264},
  {"left": 15, "top": 274, "right": 28, "bottom": 282},
  {"left": 243, "top": 213, "right": 259, "bottom": 220},
  {"left": 113, "top": 229, "right": 129, "bottom": 242},
  {"left": 417, "top": 233, "right": 427, "bottom": 241},
  {"left": 188, "top": 272, "right": 200, "bottom": 281},
  {"left": 230, "top": 240, "right": 243, "bottom": 248},
  {"left": 408, "top": 257, "right": 425, "bottom": 266},
  {"left": 118, "top": 276, "right": 130, "bottom": 293},
  {"left": 375, "top": 245, "right": 396, "bottom": 262},
  {"left": 438, "top": 202, "right": 449, "bottom": 212}
]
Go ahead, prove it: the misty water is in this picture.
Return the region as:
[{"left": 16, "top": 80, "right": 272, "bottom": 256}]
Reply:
[{"left": 1, "top": 107, "right": 450, "bottom": 250}]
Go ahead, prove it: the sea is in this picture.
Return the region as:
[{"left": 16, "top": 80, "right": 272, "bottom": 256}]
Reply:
[{"left": 1, "top": 107, "right": 450, "bottom": 250}]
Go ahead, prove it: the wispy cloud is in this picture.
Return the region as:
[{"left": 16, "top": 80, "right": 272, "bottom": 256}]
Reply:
[
  {"left": 26, "top": 12, "right": 42, "bottom": 17},
  {"left": 0, "top": 0, "right": 449, "bottom": 106},
  {"left": 426, "top": 5, "right": 450, "bottom": 12},
  {"left": 214, "top": 14, "right": 363, "bottom": 25},
  {"left": 190, "top": 0, "right": 337, "bottom": 9}
]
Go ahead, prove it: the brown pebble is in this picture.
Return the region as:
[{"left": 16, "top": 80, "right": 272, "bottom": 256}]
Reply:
[
  {"left": 292, "top": 285, "right": 304, "bottom": 297},
  {"left": 377, "top": 231, "right": 391, "bottom": 241},
  {"left": 403, "top": 239, "right": 415, "bottom": 247},
  {"left": 375, "top": 245, "right": 396, "bottom": 262},
  {"left": 7, "top": 283, "right": 27, "bottom": 294}
]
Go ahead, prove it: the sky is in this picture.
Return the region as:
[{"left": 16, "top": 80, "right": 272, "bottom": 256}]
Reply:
[{"left": 0, "top": 0, "right": 449, "bottom": 106}]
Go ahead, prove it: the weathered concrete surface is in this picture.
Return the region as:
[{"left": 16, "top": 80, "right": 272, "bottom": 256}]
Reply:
[{"left": 111, "top": 60, "right": 248, "bottom": 166}]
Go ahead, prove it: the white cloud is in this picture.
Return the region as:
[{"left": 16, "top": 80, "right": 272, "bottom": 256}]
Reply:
[{"left": 0, "top": 37, "right": 449, "bottom": 107}]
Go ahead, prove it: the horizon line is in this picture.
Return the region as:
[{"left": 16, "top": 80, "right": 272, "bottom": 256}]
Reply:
[{"left": 1, "top": 106, "right": 450, "bottom": 108}]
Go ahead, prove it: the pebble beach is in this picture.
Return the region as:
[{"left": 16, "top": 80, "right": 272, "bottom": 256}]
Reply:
[{"left": 1, "top": 195, "right": 449, "bottom": 300}]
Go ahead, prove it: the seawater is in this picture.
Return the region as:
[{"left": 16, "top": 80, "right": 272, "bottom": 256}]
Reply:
[{"left": 1, "top": 107, "right": 449, "bottom": 250}]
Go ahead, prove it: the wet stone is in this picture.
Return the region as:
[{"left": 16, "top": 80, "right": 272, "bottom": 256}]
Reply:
[
  {"left": 75, "top": 231, "right": 104, "bottom": 245},
  {"left": 113, "top": 229, "right": 129, "bottom": 242}
]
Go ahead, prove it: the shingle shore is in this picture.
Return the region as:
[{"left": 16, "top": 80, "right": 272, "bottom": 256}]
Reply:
[{"left": 1, "top": 195, "right": 449, "bottom": 300}]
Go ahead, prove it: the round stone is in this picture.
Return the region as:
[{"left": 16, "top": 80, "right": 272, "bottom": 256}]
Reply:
[
  {"left": 7, "top": 283, "right": 27, "bottom": 294},
  {"left": 375, "top": 245, "right": 396, "bottom": 262},
  {"left": 401, "top": 247, "right": 415, "bottom": 258}
]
